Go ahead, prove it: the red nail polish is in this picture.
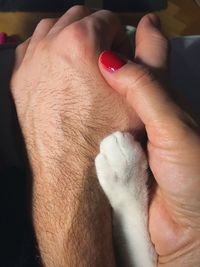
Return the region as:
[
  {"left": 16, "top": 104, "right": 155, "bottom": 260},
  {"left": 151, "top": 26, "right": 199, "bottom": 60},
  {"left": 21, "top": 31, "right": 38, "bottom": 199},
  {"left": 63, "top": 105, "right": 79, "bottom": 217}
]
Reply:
[
  {"left": 0, "top": 32, "right": 7, "bottom": 45},
  {"left": 100, "top": 51, "right": 126, "bottom": 73}
]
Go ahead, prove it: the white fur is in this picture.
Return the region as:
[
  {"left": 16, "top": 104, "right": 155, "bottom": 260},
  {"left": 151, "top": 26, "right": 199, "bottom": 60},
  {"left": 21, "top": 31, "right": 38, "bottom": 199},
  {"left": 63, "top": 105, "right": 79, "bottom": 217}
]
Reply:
[{"left": 95, "top": 131, "right": 157, "bottom": 267}]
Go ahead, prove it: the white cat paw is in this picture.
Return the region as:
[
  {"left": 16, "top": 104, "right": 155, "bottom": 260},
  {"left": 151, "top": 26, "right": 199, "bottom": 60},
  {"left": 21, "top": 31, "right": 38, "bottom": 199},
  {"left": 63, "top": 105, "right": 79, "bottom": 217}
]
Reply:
[{"left": 95, "top": 131, "right": 148, "bottom": 206}]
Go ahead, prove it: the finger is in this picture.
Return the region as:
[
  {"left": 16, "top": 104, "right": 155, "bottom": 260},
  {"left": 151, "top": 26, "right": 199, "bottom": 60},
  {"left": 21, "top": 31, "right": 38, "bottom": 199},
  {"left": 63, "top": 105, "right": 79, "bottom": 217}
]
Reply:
[
  {"left": 135, "top": 14, "right": 169, "bottom": 71},
  {"left": 98, "top": 50, "right": 194, "bottom": 141},
  {"left": 14, "top": 38, "right": 31, "bottom": 70},
  {"left": 48, "top": 5, "right": 91, "bottom": 35},
  {"left": 87, "top": 10, "right": 130, "bottom": 55},
  {"left": 76, "top": 10, "right": 133, "bottom": 57},
  {"left": 25, "top": 18, "right": 57, "bottom": 58}
]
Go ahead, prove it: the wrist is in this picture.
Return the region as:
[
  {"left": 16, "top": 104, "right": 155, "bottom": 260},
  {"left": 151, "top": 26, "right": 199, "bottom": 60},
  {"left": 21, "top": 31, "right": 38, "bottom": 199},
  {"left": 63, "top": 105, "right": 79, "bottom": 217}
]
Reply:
[{"left": 32, "top": 142, "right": 115, "bottom": 267}]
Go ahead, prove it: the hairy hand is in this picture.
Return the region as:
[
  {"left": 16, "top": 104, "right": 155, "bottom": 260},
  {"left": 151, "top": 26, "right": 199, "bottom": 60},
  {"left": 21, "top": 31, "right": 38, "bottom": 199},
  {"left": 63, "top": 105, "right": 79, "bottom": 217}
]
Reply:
[{"left": 11, "top": 6, "right": 139, "bottom": 267}]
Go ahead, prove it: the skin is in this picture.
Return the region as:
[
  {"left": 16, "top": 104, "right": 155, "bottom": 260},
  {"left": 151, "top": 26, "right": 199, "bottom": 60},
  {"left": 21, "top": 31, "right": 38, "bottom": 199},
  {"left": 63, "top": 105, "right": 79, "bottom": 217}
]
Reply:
[
  {"left": 11, "top": 6, "right": 200, "bottom": 267},
  {"left": 11, "top": 6, "right": 139, "bottom": 267},
  {"left": 99, "top": 14, "right": 200, "bottom": 267}
]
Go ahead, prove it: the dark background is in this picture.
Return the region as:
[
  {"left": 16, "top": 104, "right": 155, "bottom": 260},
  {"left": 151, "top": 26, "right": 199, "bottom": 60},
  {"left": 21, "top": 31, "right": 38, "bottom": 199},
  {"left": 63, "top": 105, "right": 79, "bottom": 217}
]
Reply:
[{"left": 0, "top": 0, "right": 167, "bottom": 11}]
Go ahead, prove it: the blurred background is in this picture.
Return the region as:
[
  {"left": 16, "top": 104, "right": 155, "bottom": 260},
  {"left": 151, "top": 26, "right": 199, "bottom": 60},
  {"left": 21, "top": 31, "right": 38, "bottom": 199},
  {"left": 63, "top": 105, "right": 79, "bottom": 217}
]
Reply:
[{"left": 0, "top": 0, "right": 199, "bottom": 40}]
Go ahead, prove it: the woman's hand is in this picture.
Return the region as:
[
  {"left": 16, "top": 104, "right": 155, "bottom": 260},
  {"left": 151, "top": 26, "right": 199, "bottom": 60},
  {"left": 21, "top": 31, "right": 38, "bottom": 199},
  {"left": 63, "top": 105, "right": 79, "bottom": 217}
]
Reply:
[{"left": 98, "top": 14, "right": 200, "bottom": 266}]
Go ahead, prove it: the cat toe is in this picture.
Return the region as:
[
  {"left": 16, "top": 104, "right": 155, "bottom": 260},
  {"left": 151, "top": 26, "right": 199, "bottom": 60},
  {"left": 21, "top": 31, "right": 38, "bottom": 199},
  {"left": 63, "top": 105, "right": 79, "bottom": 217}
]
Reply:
[
  {"left": 95, "top": 153, "right": 119, "bottom": 200},
  {"left": 99, "top": 132, "right": 130, "bottom": 177}
]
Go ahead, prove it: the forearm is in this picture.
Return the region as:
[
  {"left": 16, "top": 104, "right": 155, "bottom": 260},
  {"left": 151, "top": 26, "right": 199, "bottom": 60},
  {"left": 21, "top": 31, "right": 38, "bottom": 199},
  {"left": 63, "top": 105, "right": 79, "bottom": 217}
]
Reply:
[{"left": 32, "top": 158, "right": 116, "bottom": 267}]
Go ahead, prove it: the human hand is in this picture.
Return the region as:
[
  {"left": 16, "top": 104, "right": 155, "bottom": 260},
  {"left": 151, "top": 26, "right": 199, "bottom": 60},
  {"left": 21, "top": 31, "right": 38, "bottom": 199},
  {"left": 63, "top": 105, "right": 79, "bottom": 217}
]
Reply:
[
  {"left": 98, "top": 14, "right": 200, "bottom": 267},
  {"left": 11, "top": 6, "right": 140, "bottom": 267}
]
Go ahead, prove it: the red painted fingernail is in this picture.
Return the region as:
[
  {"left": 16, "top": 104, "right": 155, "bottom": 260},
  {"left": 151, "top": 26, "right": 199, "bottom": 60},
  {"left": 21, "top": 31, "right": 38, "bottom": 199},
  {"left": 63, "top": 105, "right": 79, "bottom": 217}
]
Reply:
[
  {"left": 0, "top": 32, "right": 7, "bottom": 44},
  {"left": 100, "top": 51, "right": 126, "bottom": 73}
]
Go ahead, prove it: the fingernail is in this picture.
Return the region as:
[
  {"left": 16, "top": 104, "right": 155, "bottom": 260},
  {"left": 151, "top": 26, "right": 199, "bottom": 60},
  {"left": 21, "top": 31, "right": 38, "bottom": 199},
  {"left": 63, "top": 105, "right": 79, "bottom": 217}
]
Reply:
[
  {"left": 0, "top": 32, "right": 7, "bottom": 44},
  {"left": 100, "top": 51, "right": 126, "bottom": 73},
  {"left": 148, "top": 14, "right": 161, "bottom": 29}
]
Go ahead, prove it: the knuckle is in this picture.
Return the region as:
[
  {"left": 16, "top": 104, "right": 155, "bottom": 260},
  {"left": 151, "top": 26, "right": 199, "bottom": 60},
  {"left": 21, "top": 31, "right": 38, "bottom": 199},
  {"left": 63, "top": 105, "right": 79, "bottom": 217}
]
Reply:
[
  {"left": 96, "top": 9, "right": 114, "bottom": 17},
  {"left": 94, "top": 9, "right": 119, "bottom": 24},
  {"left": 68, "top": 5, "right": 90, "bottom": 15},
  {"left": 54, "top": 13, "right": 102, "bottom": 55},
  {"left": 15, "top": 40, "right": 28, "bottom": 53},
  {"left": 83, "top": 10, "right": 120, "bottom": 37},
  {"left": 35, "top": 18, "right": 54, "bottom": 31},
  {"left": 58, "top": 21, "right": 89, "bottom": 50},
  {"left": 68, "top": 20, "right": 89, "bottom": 39}
]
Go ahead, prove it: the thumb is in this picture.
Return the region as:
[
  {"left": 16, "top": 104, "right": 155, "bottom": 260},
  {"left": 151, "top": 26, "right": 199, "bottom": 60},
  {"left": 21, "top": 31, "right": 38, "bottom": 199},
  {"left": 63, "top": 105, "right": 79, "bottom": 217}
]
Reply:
[
  {"left": 99, "top": 50, "right": 183, "bottom": 139},
  {"left": 134, "top": 13, "right": 169, "bottom": 71},
  {"left": 99, "top": 50, "right": 200, "bottom": 207}
]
